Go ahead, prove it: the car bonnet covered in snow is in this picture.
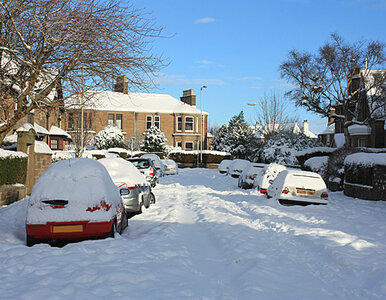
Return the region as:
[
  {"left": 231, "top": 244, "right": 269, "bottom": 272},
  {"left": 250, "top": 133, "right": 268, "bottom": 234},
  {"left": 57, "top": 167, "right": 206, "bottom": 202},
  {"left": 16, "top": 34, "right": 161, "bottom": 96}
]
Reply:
[
  {"left": 27, "top": 158, "right": 122, "bottom": 224},
  {"left": 99, "top": 157, "right": 148, "bottom": 187}
]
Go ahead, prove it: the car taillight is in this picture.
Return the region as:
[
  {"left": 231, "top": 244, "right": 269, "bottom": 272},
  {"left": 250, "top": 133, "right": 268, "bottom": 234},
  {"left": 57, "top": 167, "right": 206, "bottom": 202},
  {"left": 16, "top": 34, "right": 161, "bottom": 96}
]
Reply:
[
  {"left": 321, "top": 192, "right": 328, "bottom": 199},
  {"left": 149, "top": 167, "right": 154, "bottom": 176},
  {"left": 282, "top": 187, "right": 289, "bottom": 194},
  {"left": 260, "top": 188, "right": 267, "bottom": 194},
  {"left": 128, "top": 186, "right": 136, "bottom": 190}
]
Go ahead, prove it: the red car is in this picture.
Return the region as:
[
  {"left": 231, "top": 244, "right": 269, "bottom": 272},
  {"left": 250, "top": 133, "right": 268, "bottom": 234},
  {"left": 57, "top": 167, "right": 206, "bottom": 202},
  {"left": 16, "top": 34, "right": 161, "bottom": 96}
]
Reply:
[{"left": 26, "top": 158, "right": 127, "bottom": 246}]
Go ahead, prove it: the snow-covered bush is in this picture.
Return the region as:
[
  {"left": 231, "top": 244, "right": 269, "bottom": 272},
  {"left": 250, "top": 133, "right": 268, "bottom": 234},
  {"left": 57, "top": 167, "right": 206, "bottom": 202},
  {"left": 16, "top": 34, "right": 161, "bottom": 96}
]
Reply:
[
  {"left": 304, "top": 156, "right": 328, "bottom": 177},
  {"left": 258, "top": 132, "right": 323, "bottom": 166},
  {"left": 0, "top": 149, "right": 28, "bottom": 185},
  {"left": 52, "top": 151, "right": 76, "bottom": 162},
  {"left": 211, "top": 111, "right": 255, "bottom": 159},
  {"left": 94, "top": 125, "right": 126, "bottom": 150},
  {"left": 140, "top": 126, "right": 169, "bottom": 154}
]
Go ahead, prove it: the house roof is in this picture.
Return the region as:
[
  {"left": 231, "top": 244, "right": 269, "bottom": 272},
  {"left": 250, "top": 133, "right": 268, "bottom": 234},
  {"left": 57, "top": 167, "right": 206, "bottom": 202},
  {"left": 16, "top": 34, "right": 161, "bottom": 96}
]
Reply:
[
  {"left": 66, "top": 91, "right": 208, "bottom": 115},
  {"left": 49, "top": 125, "right": 72, "bottom": 140}
]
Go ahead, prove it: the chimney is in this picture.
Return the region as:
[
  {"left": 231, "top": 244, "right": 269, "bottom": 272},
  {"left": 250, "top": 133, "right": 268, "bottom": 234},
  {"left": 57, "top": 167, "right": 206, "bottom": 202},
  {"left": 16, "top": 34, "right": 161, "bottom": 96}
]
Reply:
[
  {"left": 180, "top": 89, "right": 196, "bottom": 106},
  {"left": 303, "top": 120, "right": 309, "bottom": 133},
  {"left": 114, "top": 75, "right": 128, "bottom": 94}
]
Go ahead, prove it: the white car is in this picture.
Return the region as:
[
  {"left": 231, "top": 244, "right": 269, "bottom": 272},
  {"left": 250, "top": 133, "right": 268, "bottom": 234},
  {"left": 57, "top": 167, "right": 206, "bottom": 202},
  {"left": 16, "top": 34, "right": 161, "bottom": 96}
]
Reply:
[
  {"left": 253, "top": 163, "right": 287, "bottom": 194},
  {"left": 267, "top": 170, "right": 328, "bottom": 205},
  {"left": 141, "top": 154, "right": 166, "bottom": 177},
  {"left": 227, "top": 159, "right": 250, "bottom": 178},
  {"left": 238, "top": 163, "right": 266, "bottom": 189},
  {"left": 161, "top": 159, "right": 179, "bottom": 175},
  {"left": 99, "top": 158, "right": 155, "bottom": 216},
  {"left": 218, "top": 159, "right": 232, "bottom": 174}
]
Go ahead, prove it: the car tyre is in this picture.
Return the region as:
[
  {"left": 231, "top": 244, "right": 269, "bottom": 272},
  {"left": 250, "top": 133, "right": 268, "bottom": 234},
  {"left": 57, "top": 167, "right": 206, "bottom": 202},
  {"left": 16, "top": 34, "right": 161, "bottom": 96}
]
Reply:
[
  {"left": 149, "top": 192, "right": 156, "bottom": 204},
  {"left": 26, "top": 233, "right": 37, "bottom": 247},
  {"left": 107, "top": 221, "right": 116, "bottom": 238}
]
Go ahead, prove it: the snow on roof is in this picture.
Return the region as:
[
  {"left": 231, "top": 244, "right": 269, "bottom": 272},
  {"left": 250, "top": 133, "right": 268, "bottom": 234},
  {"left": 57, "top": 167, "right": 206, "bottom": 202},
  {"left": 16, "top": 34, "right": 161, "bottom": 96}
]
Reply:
[
  {"left": 67, "top": 91, "right": 208, "bottom": 115},
  {"left": 334, "top": 133, "right": 345, "bottom": 148},
  {"left": 34, "top": 122, "right": 49, "bottom": 135},
  {"left": 99, "top": 157, "right": 147, "bottom": 186},
  {"left": 0, "top": 148, "right": 28, "bottom": 159},
  {"left": 108, "top": 147, "right": 129, "bottom": 154},
  {"left": 169, "top": 149, "right": 230, "bottom": 156},
  {"left": 49, "top": 125, "right": 72, "bottom": 139},
  {"left": 35, "top": 141, "right": 52, "bottom": 154},
  {"left": 16, "top": 123, "right": 35, "bottom": 133},
  {"left": 344, "top": 153, "right": 386, "bottom": 167},
  {"left": 319, "top": 123, "right": 335, "bottom": 135},
  {"left": 347, "top": 124, "right": 372, "bottom": 136},
  {"left": 3, "top": 133, "right": 18, "bottom": 144}
]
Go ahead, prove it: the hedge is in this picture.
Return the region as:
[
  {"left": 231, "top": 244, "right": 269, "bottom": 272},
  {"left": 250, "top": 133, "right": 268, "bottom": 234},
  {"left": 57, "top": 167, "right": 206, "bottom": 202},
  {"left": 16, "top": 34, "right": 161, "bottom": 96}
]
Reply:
[{"left": 0, "top": 155, "right": 28, "bottom": 185}]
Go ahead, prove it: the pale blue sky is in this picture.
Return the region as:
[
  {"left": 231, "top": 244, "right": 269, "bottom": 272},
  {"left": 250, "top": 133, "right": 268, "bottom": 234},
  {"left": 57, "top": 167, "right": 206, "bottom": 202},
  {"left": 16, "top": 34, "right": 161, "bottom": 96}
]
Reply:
[{"left": 134, "top": 0, "right": 386, "bottom": 134}]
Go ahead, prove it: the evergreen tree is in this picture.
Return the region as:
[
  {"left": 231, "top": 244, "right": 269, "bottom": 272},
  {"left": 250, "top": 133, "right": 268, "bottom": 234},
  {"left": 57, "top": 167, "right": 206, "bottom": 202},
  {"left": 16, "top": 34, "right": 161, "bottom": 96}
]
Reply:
[
  {"left": 94, "top": 125, "right": 126, "bottom": 150},
  {"left": 140, "top": 126, "right": 169, "bottom": 153},
  {"left": 210, "top": 124, "right": 228, "bottom": 152}
]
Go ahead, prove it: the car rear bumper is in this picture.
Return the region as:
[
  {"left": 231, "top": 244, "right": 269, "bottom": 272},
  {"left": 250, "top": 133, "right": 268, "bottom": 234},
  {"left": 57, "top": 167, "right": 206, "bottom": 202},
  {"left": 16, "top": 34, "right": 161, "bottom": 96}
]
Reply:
[
  {"left": 26, "top": 219, "right": 114, "bottom": 240},
  {"left": 278, "top": 198, "right": 328, "bottom": 206}
]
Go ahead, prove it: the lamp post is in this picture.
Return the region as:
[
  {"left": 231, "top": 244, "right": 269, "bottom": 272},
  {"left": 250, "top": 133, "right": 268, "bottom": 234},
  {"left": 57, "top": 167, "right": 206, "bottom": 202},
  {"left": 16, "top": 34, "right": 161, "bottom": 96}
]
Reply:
[
  {"left": 200, "top": 85, "right": 207, "bottom": 165},
  {"left": 80, "top": 66, "right": 85, "bottom": 157},
  {"left": 248, "top": 102, "right": 267, "bottom": 133}
]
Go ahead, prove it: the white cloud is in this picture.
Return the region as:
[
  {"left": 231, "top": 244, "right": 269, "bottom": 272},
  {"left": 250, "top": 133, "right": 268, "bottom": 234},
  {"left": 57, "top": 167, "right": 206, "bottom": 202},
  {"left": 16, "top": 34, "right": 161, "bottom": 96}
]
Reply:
[
  {"left": 194, "top": 17, "right": 216, "bottom": 24},
  {"left": 154, "top": 73, "right": 224, "bottom": 86}
]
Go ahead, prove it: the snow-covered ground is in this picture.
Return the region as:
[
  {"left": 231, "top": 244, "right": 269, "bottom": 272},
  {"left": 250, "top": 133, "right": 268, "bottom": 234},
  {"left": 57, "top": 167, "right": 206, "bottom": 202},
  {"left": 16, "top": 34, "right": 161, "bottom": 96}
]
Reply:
[{"left": 0, "top": 168, "right": 385, "bottom": 299}]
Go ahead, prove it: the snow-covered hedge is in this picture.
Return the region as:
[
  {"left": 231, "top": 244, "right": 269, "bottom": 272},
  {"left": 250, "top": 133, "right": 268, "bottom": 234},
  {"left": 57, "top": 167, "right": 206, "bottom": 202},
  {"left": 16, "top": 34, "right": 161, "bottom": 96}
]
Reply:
[
  {"left": 304, "top": 156, "right": 329, "bottom": 176},
  {"left": 169, "top": 150, "right": 231, "bottom": 165},
  {"left": 295, "top": 147, "right": 334, "bottom": 167},
  {"left": 344, "top": 153, "right": 386, "bottom": 167},
  {"left": 0, "top": 149, "right": 28, "bottom": 185},
  {"left": 52, "top": 151, "right": 76, "bottom": 162}
]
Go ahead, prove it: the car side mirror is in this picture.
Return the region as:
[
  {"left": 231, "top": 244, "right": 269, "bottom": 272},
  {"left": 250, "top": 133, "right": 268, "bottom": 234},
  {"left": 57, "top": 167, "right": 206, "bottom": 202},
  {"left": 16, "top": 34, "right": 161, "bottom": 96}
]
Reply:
[
  {"left": 269, "top": 180, "right": 273, "bottom": 184},
  {"left": 120, "top": 188, "right": 129, "bottom": 195}
]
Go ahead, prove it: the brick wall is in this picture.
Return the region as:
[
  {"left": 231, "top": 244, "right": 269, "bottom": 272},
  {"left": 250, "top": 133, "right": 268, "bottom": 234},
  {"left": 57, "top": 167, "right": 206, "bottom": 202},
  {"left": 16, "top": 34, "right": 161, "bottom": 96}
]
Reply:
[{"left": 33, "top": 153, "right": 52, "bottom": 187}]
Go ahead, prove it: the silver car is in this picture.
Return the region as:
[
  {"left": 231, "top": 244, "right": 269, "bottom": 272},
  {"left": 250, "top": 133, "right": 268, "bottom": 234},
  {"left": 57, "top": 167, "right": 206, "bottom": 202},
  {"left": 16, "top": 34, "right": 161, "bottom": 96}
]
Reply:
[{"left": 127, "top": 158, "right": 158, "bottom": 187}]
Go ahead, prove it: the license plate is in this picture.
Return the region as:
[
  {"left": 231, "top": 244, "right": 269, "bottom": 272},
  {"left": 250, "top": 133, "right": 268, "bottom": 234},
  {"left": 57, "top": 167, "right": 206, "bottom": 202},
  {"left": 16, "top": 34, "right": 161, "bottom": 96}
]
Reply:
[
  {"left": 53, "top": 225, "right": 83, "bottom": 233},
  {"left": 297, "top": 189, "right": 315, "bottom": 195}
]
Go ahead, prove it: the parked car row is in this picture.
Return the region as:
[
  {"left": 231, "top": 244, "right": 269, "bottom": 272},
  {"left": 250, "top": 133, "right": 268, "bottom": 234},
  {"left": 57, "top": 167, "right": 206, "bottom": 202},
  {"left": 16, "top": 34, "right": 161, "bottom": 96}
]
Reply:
[
  {"left": 26, "top": 155, "right": 179, "bottom": 247},
  {"left": 219, "top": 159, "right": 328, "bottom": 206}
]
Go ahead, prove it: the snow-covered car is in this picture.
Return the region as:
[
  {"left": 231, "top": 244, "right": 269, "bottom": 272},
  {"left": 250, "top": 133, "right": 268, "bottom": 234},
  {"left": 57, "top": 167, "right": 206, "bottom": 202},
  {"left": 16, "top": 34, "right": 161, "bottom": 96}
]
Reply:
[
  {"left": 161, "top": 159, "right": 179, "bottom": 175},
  {"left": 218, "top": 159, "right": 232, "bottom": 174},
  {"left": 253, "top": 163, "right": 287, "bottom": 194},
  {"left": 227, "top": 159, "right": 250, "bottom": 178},
  {"left": 238, "top": 163, "right": 266, "bottom": 189},
  {"left": 267, "top": 170, "right": 328, "bottom": 205},
  {"left": 26, "top": 158, "right": 127, "bottom": 247},
  {"left": 99, "top": 158, "right": 155, "bottom": 216},
  {"left": 141, "top": 153, "right": 166, "bottom": 177},
  {"left": 127, "top": 157, "right": 158, "bottom": 187}
]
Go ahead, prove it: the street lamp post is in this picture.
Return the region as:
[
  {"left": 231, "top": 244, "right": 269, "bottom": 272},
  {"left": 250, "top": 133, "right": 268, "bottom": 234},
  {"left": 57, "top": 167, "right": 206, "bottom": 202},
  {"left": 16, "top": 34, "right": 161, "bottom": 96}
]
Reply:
[
  {"left": 200, "top": 85, "right": 207, "bottom": 165},
  {"left": 80, "top": 66, "right": 85, "bottom": 157}
]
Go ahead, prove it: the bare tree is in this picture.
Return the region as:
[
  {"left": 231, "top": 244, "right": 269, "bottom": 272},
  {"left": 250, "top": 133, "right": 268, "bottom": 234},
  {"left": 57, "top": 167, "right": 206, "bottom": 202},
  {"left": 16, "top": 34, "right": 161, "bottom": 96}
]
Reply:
[
  {"left": 0, "top": 0, "right": 167, "bottom": 144},
  {"left": 253, "top": 92, "right": 298, "bottom": 137},
  {"left": 279, "top": 33, "right": 385, "bottom": 146}
]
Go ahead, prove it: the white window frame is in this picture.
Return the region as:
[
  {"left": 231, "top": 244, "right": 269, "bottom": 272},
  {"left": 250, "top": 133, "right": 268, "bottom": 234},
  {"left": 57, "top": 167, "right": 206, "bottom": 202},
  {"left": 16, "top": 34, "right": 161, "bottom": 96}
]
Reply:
[
  {"left": 146, "top": 115, "right": 153, "bottom": 129},
  {"left": 154, "top": 115, "right": 160, "bottom": 129},
  {"left": 185, "top": 116, "right": 194, "bottom": 132},
  {"left": 176, "top": 116, "right": 182, "bottom": 132},
  {"left": 176, "top": 141, "right": 182, "bottom": 148},
  {"left": 196, "top": 116, "right": 199, "bottom": 133},
  {"left": 108, "top": 114, "right": 114, "bottom": 126},
  {"left": 185, "top": 141, "right": 194, "bottom": 151},
  {"left": 116, "top": 114, "right": 122, "bottom": 129}
]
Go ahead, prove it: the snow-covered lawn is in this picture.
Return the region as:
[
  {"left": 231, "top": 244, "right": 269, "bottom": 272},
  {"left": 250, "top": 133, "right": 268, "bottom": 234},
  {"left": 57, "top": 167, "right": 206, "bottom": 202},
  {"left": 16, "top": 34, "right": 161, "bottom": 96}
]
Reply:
[{"left": 0, "top": 168, "right": 385, "bottom": 299}]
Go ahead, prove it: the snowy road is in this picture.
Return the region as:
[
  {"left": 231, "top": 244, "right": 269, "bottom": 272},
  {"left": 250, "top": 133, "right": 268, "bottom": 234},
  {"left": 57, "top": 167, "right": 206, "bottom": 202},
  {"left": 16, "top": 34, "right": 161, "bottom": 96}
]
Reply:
[{"left": 0, "top": 168, "right": 385, "bottom": 299}]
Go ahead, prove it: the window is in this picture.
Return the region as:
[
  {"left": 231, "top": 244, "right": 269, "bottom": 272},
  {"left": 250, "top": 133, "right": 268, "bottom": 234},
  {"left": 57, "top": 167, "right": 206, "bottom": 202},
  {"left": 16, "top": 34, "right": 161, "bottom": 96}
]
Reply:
[
  {"left": 146, "top": 116, "right": 152, "bottom": 129},
  {"left": 185, "top": 116, "right": 194, "bottom": 131},
  {"left": 108, "top": 114, "right": 114, "bottom": 126},
  {"left": 116, "top": 114, "right": 122, "bottom": 129},
  {"left": 177, "top": 141, "right": 182, "bottom": 148},
  {"left": 68, "top": 113, "right": 74, "bottom": 129},
  {"left": 154, "top": 115, "right": 160, "bottom": 129},
  {"left": 196, "top": 117, "right": 199, "bottom": 132},
  {"left": 177, "top": 116, "right": 182, "bottom": 131},
  {"left": 358, "top": 138, "right": 366, "bottom": 147},
  {"left": 50, "top": 139, "right": 58, "bottom": 150},
  {"left": 185, "top": 142, "right": 193, "bottom": 151}
]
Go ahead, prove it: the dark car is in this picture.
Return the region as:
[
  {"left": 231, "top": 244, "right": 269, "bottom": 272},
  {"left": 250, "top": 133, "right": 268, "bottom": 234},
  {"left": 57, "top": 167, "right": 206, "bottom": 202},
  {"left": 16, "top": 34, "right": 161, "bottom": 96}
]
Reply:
[{"left": 127, "top": 158, "right": 158, "bottom": 187}]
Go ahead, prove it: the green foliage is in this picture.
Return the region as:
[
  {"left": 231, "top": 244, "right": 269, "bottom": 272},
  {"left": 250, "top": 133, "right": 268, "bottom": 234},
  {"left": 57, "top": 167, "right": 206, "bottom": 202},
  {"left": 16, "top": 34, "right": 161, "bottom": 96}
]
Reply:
[
  {"left": 345, "top": 163, "right": 373, "bottom": 186},
  {"left": 0, "top": 156, "right": 28, "bottom": 185}
]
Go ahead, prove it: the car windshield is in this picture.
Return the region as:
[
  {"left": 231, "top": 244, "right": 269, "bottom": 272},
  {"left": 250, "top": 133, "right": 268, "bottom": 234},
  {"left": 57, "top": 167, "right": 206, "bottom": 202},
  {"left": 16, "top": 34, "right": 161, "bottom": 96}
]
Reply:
[{"left": 130, "top": 160, "right": 149, "bottom": 169}]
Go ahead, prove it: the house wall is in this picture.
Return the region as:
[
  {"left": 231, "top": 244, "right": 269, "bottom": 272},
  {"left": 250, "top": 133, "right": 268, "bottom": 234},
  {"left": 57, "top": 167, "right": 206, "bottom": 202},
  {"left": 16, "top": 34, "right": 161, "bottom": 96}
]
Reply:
[{"left": 63, "top": 109, "right": 208, "bottom": 151}]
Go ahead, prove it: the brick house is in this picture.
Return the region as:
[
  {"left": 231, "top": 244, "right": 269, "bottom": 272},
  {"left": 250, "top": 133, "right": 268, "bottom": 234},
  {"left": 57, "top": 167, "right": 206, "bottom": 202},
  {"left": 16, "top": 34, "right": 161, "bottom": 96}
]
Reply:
[
  {"left": 64, "top": 78, "right": 209, "bottom": 151},
  {"left": 319, "top": 69, "right": 386, "bottom": 148}
]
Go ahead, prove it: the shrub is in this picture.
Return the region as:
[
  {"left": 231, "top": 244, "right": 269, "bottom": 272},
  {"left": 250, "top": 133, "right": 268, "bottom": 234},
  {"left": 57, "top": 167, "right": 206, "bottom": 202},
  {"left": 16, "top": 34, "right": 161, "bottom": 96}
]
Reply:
[{"left": 0, "top": 150, "right": 28, "bottom": 185}]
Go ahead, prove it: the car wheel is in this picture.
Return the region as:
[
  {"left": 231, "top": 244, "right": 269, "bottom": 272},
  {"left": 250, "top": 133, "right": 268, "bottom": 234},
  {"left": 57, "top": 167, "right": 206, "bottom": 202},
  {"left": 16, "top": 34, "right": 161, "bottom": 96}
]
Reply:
[
  {"left": 137, "top": 203, "right": 143, "bottom": 214},
  {"left": 107, "top": 221, "right": 115, "bottom": 238},
  {"left": 144, "top": 197, "right": 150, "bottom": 209},
  {"left": 149, "top": 192, "right": 155, "bottom": 204},
  {"left": 120, "top": 212, "right": 128, "bottom": 234},
  {"left": 26, "top": 233, "right": 37, "bottom": 247}
]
